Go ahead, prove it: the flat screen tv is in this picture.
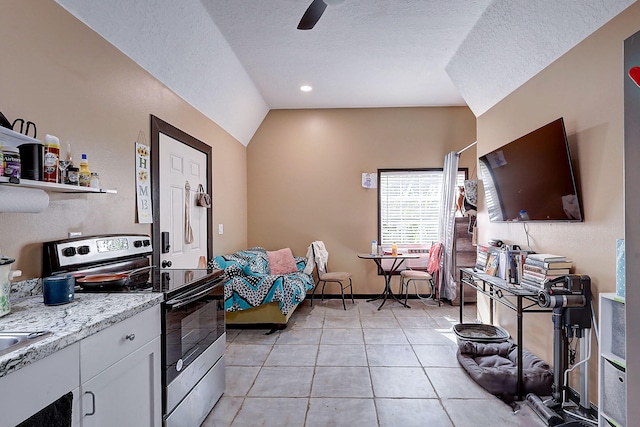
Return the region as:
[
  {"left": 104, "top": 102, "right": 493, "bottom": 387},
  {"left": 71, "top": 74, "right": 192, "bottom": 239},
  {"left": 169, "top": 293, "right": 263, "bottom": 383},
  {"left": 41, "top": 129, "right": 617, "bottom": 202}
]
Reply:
[{"left": 479, "top": 117, "right": 583, "bottom": 222}]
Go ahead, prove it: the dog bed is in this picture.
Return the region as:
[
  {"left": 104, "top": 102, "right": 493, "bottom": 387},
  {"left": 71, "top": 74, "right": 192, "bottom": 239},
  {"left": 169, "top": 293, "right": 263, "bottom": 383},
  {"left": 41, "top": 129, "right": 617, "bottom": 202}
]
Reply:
[{"left": 457, "top": 340, "right": 553, "bottom": 399}]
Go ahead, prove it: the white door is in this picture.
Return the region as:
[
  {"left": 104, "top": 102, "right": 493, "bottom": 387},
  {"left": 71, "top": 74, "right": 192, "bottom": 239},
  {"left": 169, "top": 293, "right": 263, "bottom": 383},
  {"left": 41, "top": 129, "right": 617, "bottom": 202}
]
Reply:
[{"left": 159, "top": 133, "right": 209, "bottom": 269}]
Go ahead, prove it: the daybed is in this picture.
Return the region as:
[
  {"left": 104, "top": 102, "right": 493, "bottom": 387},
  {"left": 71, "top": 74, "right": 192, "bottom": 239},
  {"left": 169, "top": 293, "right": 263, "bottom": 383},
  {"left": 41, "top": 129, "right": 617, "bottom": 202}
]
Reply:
[
  {"left": 209, "top": 247, "right": 315, "bottom": 326},
  {"left": 457, "top": 340, "right": 553, "bottom": 402}
]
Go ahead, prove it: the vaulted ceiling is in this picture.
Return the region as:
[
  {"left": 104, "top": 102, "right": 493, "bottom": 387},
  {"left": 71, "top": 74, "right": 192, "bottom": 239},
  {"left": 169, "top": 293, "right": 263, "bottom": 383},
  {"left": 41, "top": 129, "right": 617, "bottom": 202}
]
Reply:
[{"left": 55, "top": 0, "right": 635, "bottom": 145}]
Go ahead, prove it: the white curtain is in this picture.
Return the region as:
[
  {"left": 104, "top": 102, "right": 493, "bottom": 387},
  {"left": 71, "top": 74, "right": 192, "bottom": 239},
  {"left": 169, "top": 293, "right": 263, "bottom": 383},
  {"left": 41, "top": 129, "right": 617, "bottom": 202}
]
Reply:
[{"left": 437, "top": 151, "right": 459, "bottom": 300}]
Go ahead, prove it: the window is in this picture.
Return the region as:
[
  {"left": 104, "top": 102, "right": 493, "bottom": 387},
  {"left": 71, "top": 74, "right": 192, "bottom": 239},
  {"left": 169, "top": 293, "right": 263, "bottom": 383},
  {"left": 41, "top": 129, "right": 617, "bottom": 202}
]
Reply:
[{"left": 378, "top": 168, "right": 467, "bottom": 246}]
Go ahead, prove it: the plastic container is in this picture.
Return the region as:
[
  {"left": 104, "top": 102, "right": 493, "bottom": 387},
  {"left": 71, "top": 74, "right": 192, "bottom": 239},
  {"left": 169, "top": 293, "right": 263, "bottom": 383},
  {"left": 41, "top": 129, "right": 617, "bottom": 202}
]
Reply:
[
  {"left": 43, "top": 275, "right": 75, "bottom": 305},
  {"left": 18, "top": 142, "right": 44, "bottom": 181},
  {"left": 0, "top": 257, "right": 21, "bottom": 317},
  {"left": 79, "top": 153, "right": 91, "bottom": 187},
  {"left": 453, "top": 323, "right": 510, "bottom": 343},
  {"left": 43, "top": 134, "right": 60, "bottom": 183},
  {"left": 371, "top": 240, "right": 377, "bottom": 256},
  {"left": 519, "top": 210, "right": 530, "bottom": 221},
  {"left": 2, "top": 147, "right": 20, "bottom": 178},
  {"left": 89, "top": 172, "right": 100, "bottom": 189},
  {"left": 391, "top": 242, "right": 398, "bottom": 256}
]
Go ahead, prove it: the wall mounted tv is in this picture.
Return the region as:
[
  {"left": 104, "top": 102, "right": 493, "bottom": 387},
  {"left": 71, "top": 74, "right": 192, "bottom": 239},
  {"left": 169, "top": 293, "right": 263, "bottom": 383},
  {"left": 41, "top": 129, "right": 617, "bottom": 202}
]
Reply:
[{"left": 479, "top": 117, "right": 583, "bottom": 222}]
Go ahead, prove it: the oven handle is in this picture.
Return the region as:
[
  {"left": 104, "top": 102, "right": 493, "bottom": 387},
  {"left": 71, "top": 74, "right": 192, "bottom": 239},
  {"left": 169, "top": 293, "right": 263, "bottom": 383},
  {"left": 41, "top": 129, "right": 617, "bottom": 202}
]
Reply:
[{"left": 165, "top": 283, "right": 219, "bottom": 310}]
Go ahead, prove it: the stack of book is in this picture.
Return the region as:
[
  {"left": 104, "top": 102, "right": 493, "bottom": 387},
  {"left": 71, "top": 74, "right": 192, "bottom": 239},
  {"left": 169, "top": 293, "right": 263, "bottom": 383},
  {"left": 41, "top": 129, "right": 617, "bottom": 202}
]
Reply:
[
  {"left": 520, "top": 253, "right": 572, "bottom": 289},
  {"left": 475, "top": 245, "right": 489, "bottom": 272}
]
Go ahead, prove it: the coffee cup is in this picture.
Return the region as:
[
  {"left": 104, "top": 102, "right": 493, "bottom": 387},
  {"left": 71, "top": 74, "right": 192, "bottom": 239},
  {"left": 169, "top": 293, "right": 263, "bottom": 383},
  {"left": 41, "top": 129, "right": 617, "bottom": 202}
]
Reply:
[{"left": 43, "top": 276, "right": 75, "bottom": 305}]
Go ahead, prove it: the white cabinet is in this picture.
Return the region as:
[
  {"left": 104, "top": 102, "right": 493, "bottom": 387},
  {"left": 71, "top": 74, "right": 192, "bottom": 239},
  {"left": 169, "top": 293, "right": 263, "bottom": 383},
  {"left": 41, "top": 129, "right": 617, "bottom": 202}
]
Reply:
[
  {"left": 599, "top": 293, "right": 626, "bottom": 426},
  {"left": 0, "top": 343, "right": 81, "bottom": 427},
  {"left": 80, "top": 305, "right": 161, "bottom": 427}
]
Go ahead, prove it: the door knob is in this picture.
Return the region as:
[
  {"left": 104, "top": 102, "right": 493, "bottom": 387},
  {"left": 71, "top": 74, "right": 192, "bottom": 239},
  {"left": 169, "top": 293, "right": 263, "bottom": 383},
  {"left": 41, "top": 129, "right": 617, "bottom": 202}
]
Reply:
[{"left": 162, "top": 260, "right": 172, "bottom": 268}]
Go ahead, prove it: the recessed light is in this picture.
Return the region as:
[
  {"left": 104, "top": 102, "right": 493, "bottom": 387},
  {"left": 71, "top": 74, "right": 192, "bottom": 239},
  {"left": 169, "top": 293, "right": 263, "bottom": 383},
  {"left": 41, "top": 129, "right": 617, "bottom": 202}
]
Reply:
[{"left": 300, "top": 85, "right": 313, "bottom": 92}]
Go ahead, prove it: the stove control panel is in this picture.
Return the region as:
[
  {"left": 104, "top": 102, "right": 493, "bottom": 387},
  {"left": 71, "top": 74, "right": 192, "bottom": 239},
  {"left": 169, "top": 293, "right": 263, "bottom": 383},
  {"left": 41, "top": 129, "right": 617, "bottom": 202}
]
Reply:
[{"left": 48, "top": 235, "right": 153, "bottom": 268}]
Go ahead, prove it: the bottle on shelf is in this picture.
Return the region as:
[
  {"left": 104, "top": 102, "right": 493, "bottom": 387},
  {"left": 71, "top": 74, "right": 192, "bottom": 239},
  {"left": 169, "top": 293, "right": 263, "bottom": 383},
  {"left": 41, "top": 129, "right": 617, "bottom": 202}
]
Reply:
[
  {"left": 79, "top": 153, "right": 91, "bottom": 187},
  {"left": 391, "top": 242, "right": 398, "bottom": 256},
  {"left": 43, "top": 134, "right": 60, "bottom": 183},
  {"left": 89, "top": 172, "right": 100, "bottom": 189}
]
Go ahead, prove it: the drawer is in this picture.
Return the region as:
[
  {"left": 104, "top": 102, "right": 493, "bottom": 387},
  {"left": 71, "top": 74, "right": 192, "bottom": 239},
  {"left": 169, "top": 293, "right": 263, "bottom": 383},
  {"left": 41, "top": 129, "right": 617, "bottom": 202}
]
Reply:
[
  {"left": 601, "top": 358, "right": 626, "bottom": 426},
  {"left": 81, "top": 305, "right": 161, "bottom": 381}
]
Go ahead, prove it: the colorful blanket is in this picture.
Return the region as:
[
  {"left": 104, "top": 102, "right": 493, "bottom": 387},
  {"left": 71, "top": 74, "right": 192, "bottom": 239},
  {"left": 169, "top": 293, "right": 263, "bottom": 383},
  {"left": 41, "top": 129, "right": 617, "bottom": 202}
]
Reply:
[{"left": 209, "top": 247, "right": 315, "bottom": 316}]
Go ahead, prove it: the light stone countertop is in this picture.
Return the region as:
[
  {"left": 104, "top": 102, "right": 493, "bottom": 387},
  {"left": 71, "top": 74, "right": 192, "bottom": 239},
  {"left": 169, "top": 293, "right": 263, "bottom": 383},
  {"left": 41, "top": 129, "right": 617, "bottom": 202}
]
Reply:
[{"left": 0, "top": 293, "right": 163, "bottom": 378}]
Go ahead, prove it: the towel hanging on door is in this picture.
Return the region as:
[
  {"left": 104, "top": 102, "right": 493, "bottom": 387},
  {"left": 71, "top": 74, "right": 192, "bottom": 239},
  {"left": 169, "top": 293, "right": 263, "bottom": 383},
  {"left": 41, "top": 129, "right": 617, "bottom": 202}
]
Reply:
[{"left": 185, "top": 181, "right": 194, "bottom": 244}]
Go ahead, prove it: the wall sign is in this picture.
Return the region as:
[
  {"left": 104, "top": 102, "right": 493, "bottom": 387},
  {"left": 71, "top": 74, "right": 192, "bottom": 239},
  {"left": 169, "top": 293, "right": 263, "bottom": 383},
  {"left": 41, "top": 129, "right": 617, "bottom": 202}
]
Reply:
[{"left": 136, "top": 141, "right": 152, "bottom": 223}]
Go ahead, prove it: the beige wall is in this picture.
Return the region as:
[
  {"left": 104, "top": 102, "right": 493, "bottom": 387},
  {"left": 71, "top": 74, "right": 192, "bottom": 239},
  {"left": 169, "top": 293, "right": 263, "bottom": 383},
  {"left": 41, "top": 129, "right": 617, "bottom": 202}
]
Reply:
[
  {"left": 247, "top": 107, "right": 477, "bottom": 295},
  {"left": 0, "top": 0, "right": 248, "bottom": 278},
  {"left": 477, "top": 2, "right": 640, "bottom": 405}
]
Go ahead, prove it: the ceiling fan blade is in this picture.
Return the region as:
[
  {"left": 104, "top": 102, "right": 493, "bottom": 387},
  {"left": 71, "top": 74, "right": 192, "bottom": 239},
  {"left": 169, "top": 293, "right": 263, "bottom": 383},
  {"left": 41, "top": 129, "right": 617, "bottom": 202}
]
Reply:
[{"left": 297, "top": 0, "right": 327, "bottom": 30}]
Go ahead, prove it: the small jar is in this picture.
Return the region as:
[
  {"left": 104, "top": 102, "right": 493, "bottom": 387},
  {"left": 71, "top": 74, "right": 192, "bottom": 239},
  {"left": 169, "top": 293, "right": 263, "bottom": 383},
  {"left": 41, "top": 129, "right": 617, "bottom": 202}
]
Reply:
[
  {"left": 66, "top": 167, "right": 80, "bottom": 186},
  {"left": 89, "top": 172, "right": 100, "bottom": 188}
]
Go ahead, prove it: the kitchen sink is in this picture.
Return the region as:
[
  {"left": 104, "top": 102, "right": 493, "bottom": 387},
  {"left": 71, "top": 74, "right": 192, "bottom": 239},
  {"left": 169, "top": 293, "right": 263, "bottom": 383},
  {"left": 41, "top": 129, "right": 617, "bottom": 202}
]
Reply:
[{"left": 0, "top": 331, "right": 51, "bottom": 356}]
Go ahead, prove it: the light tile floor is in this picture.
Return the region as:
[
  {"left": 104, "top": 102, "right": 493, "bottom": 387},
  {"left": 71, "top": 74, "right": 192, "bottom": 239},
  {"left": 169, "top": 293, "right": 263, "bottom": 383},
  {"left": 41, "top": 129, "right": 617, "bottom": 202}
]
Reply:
[{"left": 202, "top": 298, "right": 547, "bottom": 427}]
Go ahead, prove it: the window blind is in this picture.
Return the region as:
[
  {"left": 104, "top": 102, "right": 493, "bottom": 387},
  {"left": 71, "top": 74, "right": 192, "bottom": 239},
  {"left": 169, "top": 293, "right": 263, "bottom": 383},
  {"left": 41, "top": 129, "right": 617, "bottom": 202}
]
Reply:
[{"left": 379, "top": 170, "right": 465, "bottom": 245}]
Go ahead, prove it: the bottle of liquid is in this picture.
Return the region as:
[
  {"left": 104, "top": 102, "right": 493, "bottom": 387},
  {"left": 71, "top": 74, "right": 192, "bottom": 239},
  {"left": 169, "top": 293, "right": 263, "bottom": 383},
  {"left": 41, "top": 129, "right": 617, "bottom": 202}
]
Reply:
[
  {"left": 371, "top": 240, "right": 377, "bottom": 256},
  {"left": 43, "top": 134, "right": 60, "bottom": 183},
  {"left": 519, "top": 210, "right": 530, "bottom": 221},
  {"left": 391, "top": 242, "right": 398, "bottom": 256},
  {"left": 79, "top": 153, "right": 91, "bottom": 187}
]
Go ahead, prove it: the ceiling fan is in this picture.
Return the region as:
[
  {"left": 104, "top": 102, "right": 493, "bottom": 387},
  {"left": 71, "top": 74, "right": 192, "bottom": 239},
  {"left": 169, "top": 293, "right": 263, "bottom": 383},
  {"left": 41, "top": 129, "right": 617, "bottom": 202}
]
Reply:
[{"left": 297, "top": 0, "right": 345, "bottom": 30}]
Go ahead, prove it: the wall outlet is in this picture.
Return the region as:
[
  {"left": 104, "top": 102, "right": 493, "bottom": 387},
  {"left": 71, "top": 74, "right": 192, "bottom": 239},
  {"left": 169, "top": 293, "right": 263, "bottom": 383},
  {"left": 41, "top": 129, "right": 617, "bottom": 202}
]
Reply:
[{"left": 218, "top": 224, "right": 224, "bottom": 235}]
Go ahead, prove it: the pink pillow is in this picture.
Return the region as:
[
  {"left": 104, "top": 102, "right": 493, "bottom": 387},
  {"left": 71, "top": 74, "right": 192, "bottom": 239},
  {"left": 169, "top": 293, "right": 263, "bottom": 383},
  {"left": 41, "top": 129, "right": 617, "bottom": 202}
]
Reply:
[{"left": 267, "top": 248, "right": 298, "bottom": 275}]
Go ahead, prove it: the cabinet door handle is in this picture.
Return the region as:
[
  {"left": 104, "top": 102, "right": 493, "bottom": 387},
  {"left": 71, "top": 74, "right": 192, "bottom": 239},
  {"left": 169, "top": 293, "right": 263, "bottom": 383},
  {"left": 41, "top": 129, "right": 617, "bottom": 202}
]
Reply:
[
  {"left": 125, "top": 333, "right": 136, "bottom": 341},
  {"left": 84, "top": 391, "right": 96, "bottom": 416}
]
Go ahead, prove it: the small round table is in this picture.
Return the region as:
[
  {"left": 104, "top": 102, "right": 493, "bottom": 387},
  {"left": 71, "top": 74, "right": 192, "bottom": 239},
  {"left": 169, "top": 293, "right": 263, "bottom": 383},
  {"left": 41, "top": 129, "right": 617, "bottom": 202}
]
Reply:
[{"left": 358, "top": 253, "right": 419, "bottom": 310}]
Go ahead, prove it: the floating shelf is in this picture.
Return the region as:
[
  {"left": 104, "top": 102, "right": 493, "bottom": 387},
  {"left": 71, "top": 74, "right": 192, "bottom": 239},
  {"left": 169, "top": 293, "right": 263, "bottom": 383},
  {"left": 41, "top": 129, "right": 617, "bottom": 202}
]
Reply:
[{"left": 0, "top": 176, "right": 117, "bottom": 194}]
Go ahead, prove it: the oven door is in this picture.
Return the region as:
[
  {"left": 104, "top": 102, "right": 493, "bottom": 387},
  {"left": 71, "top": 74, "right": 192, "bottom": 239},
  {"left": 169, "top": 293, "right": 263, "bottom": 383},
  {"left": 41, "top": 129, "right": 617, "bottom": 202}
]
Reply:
[{"left": 163, "top": 279, "right": 225, "bottom": 415}]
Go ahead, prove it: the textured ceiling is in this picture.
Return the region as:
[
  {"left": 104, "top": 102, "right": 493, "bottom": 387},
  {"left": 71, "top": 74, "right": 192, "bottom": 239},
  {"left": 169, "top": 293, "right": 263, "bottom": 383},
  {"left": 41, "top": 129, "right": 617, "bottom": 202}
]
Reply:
[
  {"left": 54, "top": 0, "right": 635, "bottom": 145},
  {"left": 201, "top": 0, "right": 492, "bottom": 109},
  {"left": 447, "top": 0, "right": 635, "bottom": 116}
]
